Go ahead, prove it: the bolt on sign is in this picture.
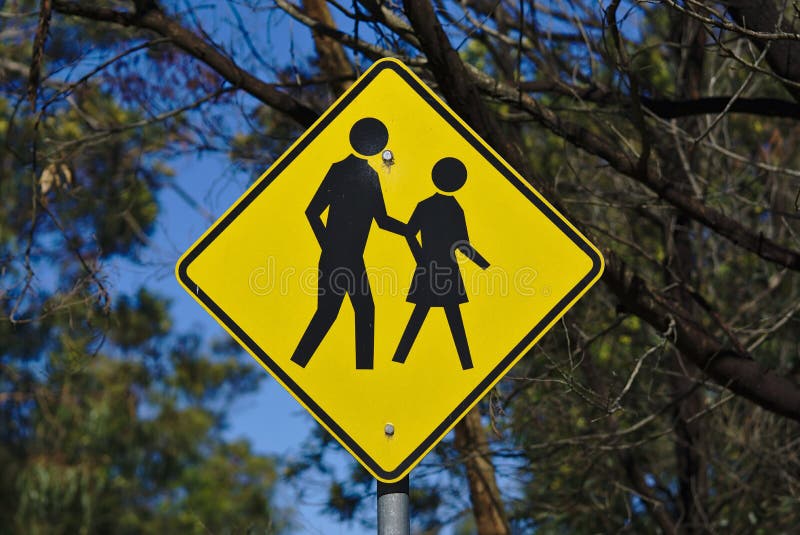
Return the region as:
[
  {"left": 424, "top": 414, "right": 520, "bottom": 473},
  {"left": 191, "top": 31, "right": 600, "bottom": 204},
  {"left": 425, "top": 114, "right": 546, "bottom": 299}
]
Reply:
[{"left": 176, "top": 58, "right": 604, "bottom": 482}]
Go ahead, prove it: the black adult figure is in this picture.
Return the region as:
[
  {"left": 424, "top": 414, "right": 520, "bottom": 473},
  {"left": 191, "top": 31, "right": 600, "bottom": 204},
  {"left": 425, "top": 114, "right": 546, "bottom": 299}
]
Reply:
[
  {"left": 393, "top": 157, "right": 490, "bottom": 370},
  {"left": 291, "top": 118, "right": 407, "bottom": 370}
]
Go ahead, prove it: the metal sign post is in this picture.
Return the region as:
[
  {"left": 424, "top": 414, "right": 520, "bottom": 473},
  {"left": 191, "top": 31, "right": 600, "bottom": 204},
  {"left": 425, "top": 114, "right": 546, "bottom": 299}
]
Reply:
[{"left": 377, "top": 475, "right": 410, "bottom": 535}]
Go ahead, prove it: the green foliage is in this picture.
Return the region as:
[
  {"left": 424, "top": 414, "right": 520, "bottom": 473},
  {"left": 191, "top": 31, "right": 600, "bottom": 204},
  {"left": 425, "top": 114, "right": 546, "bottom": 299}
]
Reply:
[
  {"left": 0, "top": 289, "right": 291, "bottom": 533},
  {"left": 0, "top": 5, "right": 291, "bottom": 534}
]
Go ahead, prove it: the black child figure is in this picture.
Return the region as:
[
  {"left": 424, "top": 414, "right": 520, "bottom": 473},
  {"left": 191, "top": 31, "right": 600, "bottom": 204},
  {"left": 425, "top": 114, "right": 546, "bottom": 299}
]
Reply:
[{"left": 393, "top": 157, "right": 490, "bottom": 370}]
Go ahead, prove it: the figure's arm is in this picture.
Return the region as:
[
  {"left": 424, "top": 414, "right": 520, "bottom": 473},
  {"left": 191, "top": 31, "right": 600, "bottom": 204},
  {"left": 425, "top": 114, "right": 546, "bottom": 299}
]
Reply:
[
  {"left": 454, "top": 208, "right": 489, "bottom": 269},
  {"left": 456, "top": 242, "right": 490, "bottom": 269},
  {"left": 373, "top": 177, "right": 408, "bottom": 236},
  {"left": 376, "top": 213, "right": 408, "bottom": 236},
  {"left": 305, "top": 171, "right": 331, "bottom": 247}
]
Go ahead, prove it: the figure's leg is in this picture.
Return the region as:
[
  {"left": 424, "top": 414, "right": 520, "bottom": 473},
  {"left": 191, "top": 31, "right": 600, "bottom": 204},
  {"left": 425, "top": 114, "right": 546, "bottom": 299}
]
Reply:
[
  {"left": 444, "top": 305, "right": 473, "bottom": 370},
  {"left": 349, "top": 268, "right": 375, "bottom": 370},
  {"left": 392, "top": 305, "right": 429, "bottom": 364},
  {"left": 290, "top": 272, "right": 345, "bottom": 367}
]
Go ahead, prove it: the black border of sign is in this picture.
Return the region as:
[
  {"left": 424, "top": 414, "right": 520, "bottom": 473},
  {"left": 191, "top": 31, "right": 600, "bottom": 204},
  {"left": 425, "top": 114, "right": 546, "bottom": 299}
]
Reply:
[{"left": 177, "top": 59, "right": 603, "bottom": 482}]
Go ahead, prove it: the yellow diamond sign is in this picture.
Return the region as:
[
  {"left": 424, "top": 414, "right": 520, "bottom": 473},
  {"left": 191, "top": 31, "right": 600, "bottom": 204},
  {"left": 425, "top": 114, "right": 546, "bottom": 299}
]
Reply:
[{"left": 176, "top": 58, "right": 603, "bottom": 482}]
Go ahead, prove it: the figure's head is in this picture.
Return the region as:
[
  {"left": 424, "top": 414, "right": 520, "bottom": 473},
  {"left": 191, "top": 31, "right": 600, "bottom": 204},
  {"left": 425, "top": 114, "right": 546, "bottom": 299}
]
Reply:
[
  {"left": 432, "top": 157, "right": 467, "bottom": 192},
  {"left": 349, "top": 118, "right": 389, "bottom": 156}
]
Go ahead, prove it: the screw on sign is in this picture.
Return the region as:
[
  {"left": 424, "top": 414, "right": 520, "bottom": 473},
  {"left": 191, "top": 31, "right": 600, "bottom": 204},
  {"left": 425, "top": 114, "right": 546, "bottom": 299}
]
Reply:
[{"left": 176, "top": 58, "right": 603, "bottom": 527}]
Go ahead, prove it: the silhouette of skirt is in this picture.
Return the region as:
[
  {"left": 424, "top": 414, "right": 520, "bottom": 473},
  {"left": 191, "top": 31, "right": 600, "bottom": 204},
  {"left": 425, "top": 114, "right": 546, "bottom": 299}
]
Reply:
[{"left": 406, "top": 261, "right": 467, "bottom": 306}]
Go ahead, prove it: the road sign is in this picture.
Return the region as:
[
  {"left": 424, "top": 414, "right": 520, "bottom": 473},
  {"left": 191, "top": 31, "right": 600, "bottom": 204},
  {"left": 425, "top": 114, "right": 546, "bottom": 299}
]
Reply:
[{"left": 176, "top": 58, "right": 603, "bottom": 482}]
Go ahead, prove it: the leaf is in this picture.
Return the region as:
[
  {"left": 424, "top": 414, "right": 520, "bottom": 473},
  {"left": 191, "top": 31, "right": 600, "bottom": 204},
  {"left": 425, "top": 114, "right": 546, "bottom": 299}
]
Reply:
[
  {"left": 39, "top": 163, "right": 73, "bottom": 194},
  {"left": 39, "top": 163, "right": 57, "bottom": 194},
  {"left": 59, "top": 163, "right": 72, "bottom": 186}
]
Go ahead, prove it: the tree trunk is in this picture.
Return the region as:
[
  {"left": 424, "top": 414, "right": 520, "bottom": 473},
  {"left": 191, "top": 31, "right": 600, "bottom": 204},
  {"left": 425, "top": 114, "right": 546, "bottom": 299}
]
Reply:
[
  {"left": 454, "top": 408, "right": 510, "bottom": 535},
  {"left": 301, "top": 0, "right": 354, "bottom": 95}
]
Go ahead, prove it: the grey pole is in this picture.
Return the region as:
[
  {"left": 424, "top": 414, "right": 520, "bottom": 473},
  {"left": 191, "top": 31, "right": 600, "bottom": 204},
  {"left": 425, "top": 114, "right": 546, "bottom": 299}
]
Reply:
[{"left": 377, "top": 475, "right": 410, "bottom": 535}]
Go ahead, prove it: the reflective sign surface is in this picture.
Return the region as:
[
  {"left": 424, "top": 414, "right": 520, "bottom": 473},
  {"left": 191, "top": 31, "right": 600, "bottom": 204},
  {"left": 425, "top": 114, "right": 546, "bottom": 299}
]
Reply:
[{"left": 177, "top": 58, "right": 603, "bottom": 482}]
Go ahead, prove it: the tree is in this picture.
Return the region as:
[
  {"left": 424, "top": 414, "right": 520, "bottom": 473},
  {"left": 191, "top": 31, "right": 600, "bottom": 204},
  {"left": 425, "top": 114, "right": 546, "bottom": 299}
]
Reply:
[
  {"left": 1, "top": 3, "right": 290, "bottom": 532},
  {"left": 4, "top": 0, "right": 800, "bottom": 533}
]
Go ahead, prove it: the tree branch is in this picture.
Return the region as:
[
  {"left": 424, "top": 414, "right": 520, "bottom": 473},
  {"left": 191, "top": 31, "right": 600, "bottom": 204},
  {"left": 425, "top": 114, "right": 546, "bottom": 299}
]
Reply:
[
  {"left": 604, "top": 252, "right": 800, "bottom": 422},
  {"left": 720, "top": 0, "right": 800, "bottom": 102},
  {"left": 51, "top": 1, "right": 320, "bottom": 127},
  {"left": 28, "top": 0, "right": 52, "bottom": 109},
  {"left": 471, "top": 68, "right": 800, "bottom": 272},
  {"left": 642, "top": 96, "right": 800, "bottom": 119},
  {"left": 402, "top": 0, "right": 534, "bottom": 180},
  {"left": 518, "top": 80, "right": 800, "bottom": 119},
  {"left": 273, "top": 0, "right": 424, "bottom": 65}
]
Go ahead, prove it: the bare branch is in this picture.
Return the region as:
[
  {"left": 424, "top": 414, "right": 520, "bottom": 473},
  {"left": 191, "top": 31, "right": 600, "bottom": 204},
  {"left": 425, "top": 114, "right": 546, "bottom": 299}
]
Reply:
[
  {"left": 51, "top": 1, "right": 320, "bottom": 126},
  {"left": 28, "top": 0, "right": 52, "bottom": 109}
]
